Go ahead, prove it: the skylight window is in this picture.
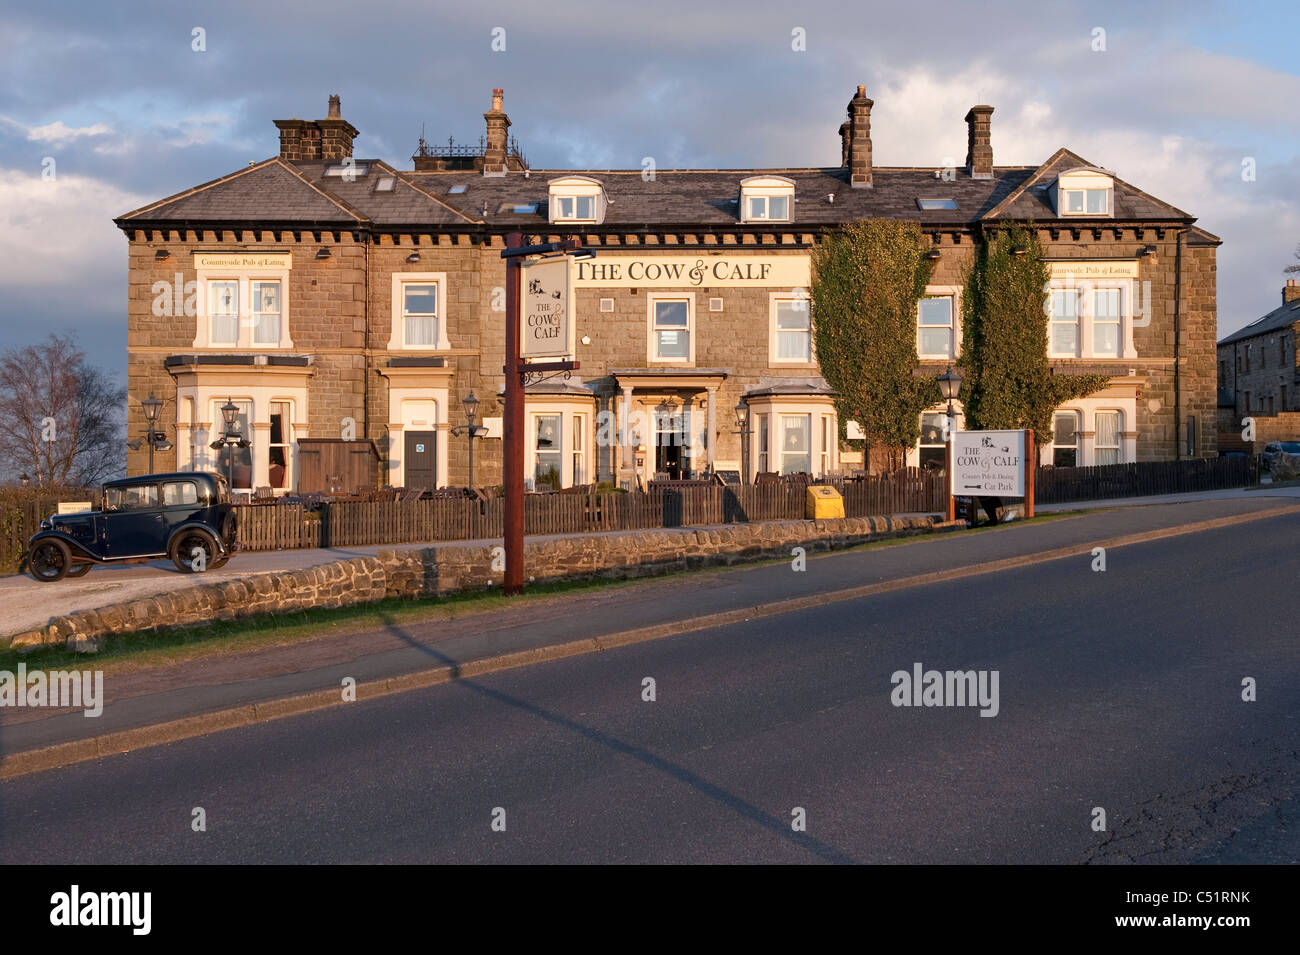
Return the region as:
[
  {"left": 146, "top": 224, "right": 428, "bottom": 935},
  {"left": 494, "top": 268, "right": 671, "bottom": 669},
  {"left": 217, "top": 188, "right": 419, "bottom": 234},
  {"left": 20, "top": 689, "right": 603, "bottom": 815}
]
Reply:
[
  {"left": 916, "top": 198, "right": 958, "bottom": 211},
  {"left": 374, "top": 176, "right": 396, "bottom": 192},
  {"left": 324, "top": 161, "right": 369, "bottom": 177},
  {"left": 498, "top": 202, "right": 540, "bottom": 214},
  {"left": 447, "top": 185, "right": 468, "bottom": 195}
]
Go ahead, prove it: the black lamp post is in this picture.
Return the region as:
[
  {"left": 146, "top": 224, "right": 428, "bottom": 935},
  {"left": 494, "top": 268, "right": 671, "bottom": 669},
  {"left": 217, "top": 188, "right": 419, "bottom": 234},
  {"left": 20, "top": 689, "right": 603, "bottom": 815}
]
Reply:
[
  {"left": 734, "top": 400, "right": 751, "bottom": 484},
  {"left": 451, "top": 390, "right": 488, "bottom": 490},
  {"left": 127, "top": 392, "right": 173, "bottom": 473},
  {"left": 209, "top": 398, "right": 250, "bottom": 490},
  {"left": 936, "top": 366, "right": 963, "bottom": 522}
]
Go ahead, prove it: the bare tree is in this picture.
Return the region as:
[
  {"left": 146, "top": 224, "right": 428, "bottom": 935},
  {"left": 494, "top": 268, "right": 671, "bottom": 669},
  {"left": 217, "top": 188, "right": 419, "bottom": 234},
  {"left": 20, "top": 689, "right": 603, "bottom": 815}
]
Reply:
[
  {"left": 0, "top": 335, "right": 125, "bottom": 487},
  {"left": 1287, "top": 243, "right": 1300, "bottom": 274}
]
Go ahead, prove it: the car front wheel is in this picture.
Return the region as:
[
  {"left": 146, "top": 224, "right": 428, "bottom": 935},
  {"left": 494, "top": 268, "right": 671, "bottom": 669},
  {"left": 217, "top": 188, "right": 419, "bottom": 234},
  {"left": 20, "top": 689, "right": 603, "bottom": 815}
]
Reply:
[
  {"left": 170, "top": 530, "right": 218, "bottom": 573},
  {"left": 29, "top": 540, "right": 72, "bottom": 582}
]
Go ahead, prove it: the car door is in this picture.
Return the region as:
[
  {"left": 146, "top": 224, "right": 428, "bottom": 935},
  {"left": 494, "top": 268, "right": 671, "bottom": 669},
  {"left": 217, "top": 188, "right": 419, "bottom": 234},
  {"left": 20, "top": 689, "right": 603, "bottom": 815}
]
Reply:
[
  {"left": 160, "top": 480, "right": 202, "bottom": 540},
  {"left": 100, "top": 482, "right": 165, "bottom": 558}
]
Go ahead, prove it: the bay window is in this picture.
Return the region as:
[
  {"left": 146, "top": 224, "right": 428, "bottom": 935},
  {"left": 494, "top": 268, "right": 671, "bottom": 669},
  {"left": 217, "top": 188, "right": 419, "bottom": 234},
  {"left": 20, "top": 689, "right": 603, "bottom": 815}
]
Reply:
[{"left": 1052, "top": 411, "right": 1079, "bottom": 467}]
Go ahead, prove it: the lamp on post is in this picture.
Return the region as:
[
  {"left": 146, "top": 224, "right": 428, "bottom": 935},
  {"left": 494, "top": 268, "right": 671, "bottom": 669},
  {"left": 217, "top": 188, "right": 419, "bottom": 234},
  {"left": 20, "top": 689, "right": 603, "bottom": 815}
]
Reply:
[
  {"left": 209, "top": 398, "right": 250, "bottom": 492},
  {"left": 127, "top": 392, "right": 173, "bottom": 473},
  {"left": 936, "top": 365, "right": 963, "bottom": 522},
  {"left": 733, "top": 400, "right": 751, "bottom": 484},
  {"left": 451, "top": 390, "right": 488, "bottom": 491}
]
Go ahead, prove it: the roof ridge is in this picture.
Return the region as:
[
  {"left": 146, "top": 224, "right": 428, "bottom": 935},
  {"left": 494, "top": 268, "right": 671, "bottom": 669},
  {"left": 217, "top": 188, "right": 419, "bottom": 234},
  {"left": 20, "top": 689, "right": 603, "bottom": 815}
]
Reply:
[
  {"left": 274, "top": 159, "right": 368, "bottom": 222},
  {"left": 382, "top": 162, "right": 480, "bottom": 224}
]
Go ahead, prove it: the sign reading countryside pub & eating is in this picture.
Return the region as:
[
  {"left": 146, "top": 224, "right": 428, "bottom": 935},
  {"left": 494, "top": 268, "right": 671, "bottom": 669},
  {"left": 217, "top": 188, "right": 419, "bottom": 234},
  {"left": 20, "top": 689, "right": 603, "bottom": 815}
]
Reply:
[
  {"left": 521, "top": 257, "right": 570, "bottom": 358},
  {"left": 952, "top": 430, "right": 1025, "bottom": 496}
]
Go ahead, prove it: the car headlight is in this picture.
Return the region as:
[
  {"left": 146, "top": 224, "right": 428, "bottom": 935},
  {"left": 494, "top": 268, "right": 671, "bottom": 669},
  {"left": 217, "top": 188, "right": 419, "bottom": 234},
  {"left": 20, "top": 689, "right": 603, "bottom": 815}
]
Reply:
[{"left": 40, "top": 519, "right": 52, "bottom": 531}]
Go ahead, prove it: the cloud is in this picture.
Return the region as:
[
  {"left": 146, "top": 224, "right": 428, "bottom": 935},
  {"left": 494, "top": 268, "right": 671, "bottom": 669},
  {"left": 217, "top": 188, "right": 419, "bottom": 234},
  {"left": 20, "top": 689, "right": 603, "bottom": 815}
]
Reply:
[{"left": 0, "top": 167, "right": 143, "bottom": 293}]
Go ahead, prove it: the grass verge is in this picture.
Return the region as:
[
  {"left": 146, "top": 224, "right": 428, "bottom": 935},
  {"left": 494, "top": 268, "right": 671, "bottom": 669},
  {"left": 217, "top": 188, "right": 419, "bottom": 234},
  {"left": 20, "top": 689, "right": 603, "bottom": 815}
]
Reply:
[{"left": 0, "top": 512, "right": 1083, "bottom": 674}]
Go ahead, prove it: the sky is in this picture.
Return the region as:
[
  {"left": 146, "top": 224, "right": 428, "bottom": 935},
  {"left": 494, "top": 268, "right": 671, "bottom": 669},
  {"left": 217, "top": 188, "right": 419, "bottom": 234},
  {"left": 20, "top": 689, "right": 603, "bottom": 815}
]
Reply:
[{"left": 1, "top": 0, "right": 1298, "bottom": 387}]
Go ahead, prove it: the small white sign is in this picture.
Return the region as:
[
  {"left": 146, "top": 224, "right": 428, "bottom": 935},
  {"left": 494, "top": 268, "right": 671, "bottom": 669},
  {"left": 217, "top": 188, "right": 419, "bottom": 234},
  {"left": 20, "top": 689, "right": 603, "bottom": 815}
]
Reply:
[
  {"left": 952, "top": 430, "right": 1025, "bottom": 496},
  {"left": 521, "top": 257, "right": 570, "bottom": 358}
]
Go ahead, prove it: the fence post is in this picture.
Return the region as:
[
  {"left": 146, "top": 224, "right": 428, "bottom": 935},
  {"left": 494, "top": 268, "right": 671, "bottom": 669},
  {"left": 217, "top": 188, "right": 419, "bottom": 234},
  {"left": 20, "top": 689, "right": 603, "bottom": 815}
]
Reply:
[{"left": 1025, "top": 429, "right": 1035, "bottom": 519}]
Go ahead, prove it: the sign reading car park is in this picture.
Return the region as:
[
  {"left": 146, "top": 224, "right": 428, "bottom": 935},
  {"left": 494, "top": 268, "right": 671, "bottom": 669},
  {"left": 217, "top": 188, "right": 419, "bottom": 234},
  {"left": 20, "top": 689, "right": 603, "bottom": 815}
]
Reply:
[
  {"left": 520, "top": 256, "right": 570, "bottom": 358},
  {"left": 952, "top": 430, "right": 1025, "bottom": 496}
]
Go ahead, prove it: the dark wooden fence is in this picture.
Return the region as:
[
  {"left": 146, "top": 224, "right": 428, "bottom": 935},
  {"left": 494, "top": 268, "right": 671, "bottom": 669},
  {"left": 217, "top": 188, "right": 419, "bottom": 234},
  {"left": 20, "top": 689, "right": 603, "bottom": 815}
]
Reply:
[
  {"left": 233, "top": 470, "right": 948, "bottom": 551},
  {"left": 0, "top": 490, "right": 96, "bottom": 575},
  {"left": 1034, "top": 456, "right": 1257, "bottom": 504}
]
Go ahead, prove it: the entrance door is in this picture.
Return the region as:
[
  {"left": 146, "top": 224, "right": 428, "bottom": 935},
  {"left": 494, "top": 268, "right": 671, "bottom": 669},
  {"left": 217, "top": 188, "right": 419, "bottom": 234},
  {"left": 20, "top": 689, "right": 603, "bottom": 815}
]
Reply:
[
  {"left": 404, "top": 431, "right": 437, "bottom": 488},
  {"left": 655, "top": 420, "right": 683, "bottom": 480}
]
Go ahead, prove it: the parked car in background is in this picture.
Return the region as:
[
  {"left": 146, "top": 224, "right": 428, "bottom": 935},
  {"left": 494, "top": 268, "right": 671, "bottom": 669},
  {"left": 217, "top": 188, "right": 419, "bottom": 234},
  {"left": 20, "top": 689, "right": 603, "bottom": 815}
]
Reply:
[
  {"left": 24, "top": 472, "right": 238, "bottom": 582},
  {"left": 1262, "top": 441, "right": 1300, "bottom": 471}
]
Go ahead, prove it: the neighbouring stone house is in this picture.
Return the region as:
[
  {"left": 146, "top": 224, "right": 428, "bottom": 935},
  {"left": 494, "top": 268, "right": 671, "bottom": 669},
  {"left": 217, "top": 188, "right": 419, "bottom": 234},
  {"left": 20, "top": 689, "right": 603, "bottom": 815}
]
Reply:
[
  {"left": 1216, "top": 280, "right": 1300, "bottom": 448},
  {"left": 116, "top": 85, "right": 1220, "bottom": 494}
]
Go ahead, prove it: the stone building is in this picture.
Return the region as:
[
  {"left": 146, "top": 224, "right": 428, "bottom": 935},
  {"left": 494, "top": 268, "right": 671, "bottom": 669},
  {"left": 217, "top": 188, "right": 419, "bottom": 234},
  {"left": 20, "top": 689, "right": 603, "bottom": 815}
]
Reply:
[
  {"left": 1216, "top": 279, "right": 1300, "bottom": 446},
  {"left": 116, "top": 86, "right": 1220, "bottom": 494}
]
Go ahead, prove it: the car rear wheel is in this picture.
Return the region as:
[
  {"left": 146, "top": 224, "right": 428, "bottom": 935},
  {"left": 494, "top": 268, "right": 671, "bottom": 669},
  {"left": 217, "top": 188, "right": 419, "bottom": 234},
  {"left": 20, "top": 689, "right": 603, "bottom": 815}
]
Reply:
[
  {"left": 170, "top": 530, "right": 218, "bottom": 573},
  {"left": 29, "top": 540, "right": 72, "bottom": 582},
  {"left": 65, "top": 563, "right": 92, "bottom": 578}
]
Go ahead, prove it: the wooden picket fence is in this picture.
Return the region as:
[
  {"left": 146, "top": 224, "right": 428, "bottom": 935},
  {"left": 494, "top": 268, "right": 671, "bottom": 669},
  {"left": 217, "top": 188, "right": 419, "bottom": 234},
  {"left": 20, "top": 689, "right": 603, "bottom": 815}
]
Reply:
[
  {"left": 233, "top": 470, "right": 949, "bottom": 551},
  {"left": 1034, "top": 456, "right": 1257, "bottom": 505}
]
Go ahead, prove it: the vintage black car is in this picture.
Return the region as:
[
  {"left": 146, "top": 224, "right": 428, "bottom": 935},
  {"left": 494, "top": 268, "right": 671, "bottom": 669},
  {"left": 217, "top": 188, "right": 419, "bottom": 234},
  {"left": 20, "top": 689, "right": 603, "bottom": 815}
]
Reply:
[{"left": 25, "top": 471, "right": 238, "bottom": 582}]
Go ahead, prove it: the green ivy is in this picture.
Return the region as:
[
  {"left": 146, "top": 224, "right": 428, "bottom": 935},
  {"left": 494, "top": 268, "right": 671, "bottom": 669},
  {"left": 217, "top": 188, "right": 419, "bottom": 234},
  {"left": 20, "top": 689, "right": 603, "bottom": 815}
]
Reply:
[
  {"left": 812, "top": 219, "right": 940, "bottom": 470},
  {"left": 959, "top": 226, "right": 1109, "bottom": 442}
]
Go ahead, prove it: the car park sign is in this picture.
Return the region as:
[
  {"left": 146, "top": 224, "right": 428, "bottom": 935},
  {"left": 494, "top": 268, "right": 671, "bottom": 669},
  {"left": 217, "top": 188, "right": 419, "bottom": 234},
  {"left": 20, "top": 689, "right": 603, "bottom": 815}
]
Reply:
[{"left": 952, "top": 430, "right": 1026, "bottom": 496}]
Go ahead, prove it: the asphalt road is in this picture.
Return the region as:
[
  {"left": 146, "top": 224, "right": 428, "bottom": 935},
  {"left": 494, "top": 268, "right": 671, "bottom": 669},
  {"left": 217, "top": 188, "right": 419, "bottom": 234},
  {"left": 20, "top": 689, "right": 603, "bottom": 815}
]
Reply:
[{"left": 1, "top": 509, "right": 1296, "bottom": 863}]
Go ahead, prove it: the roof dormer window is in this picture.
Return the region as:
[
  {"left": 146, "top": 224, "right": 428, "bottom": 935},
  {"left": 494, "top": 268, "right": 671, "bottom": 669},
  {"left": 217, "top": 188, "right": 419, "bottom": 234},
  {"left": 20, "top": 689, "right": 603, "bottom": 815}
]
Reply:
[
  {"left": 1052, "top": 167, "right": 1114, "bottom": 217},
  {"left": 739, "top": 176, "right": 794, "bottom": 223},
  {"left": 547, "top": 176, "right": 606, "bottom": 224}
]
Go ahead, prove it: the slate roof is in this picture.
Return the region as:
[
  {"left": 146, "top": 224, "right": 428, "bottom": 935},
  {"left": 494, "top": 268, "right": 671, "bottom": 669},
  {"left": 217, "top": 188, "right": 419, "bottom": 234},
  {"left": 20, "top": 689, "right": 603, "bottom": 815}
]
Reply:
[
  {"left": 118, "top": 149, "right": 1204, "bottom": 232},
  {"left": 1218, "top": 297, "right": 1300, "bottom": 346}
]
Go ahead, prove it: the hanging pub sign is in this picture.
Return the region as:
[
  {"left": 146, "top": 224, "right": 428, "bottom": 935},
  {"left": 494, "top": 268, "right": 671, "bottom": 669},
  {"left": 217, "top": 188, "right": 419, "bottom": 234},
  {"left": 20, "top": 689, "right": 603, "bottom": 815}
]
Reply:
[
  {"left": 520, "top": 256, "right": 571, "bottom": 358},
  {"left": 951, "top": 430, "right": 1026, "bottom": 496}
]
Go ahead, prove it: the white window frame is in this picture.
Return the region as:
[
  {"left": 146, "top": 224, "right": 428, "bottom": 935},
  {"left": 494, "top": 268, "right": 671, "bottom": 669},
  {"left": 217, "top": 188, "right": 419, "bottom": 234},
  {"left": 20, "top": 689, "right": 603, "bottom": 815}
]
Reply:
[
  {"left": 194, "top": 266, "right": 294, "bottom": 350},
  {"left": 917, "top": 286, "right": 962, "bottom": 360},
  {"left": 572, "top": 413, "right": 586, "bottom": 486},
  {"left": 1089, "top": 287, "right": 1123, "bottom": 359},
  {"left": 647, "top": 293, "right": 695, "bottom": 365},
  {"left": 547, "top": 176, "right": 606, "bottom": 225},
  {"left": 388, "top": 272, "right": 450, "bottom": 350},
  {"left": 769, "top": 292, "right": 814, "bottom": 366},
  {"left": 1093, "top": 409, "right": 1123, "bottom": 465},
  {"left": 1051, "top": 409, "right": 1081, "bottom": 467},
  {"left": 1054, "top": 169, "right": 1115, "bottom": 218},
  {"left": 1049, "top": 286, "right": 1082, "bottom": 358},
  {"left": 267, "top": 399, "right": 293, "bottom": 490},
  {"left": 739, "top": 176, "right": 795, "bottom": 224},
  {"left": 779, "top": 414, "right": 812, "bottom": 475}
]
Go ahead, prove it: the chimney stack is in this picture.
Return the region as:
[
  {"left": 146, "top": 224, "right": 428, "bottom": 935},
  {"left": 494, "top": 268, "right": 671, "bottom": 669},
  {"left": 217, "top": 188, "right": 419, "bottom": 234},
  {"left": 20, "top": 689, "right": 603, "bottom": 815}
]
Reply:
[
  {"left": 1285, "top": 279, "right": 1300, "bottom": 304},
  {"left": 847, "top": 85, "right": 873, "bottom": 189},
  {"left": 483, "top": 88, "right": 510, "bottom": 177},
  {"left": 964, "top": 105, "right": 994, "bottom": 180},
  {"left": 838, "top": 120, "right": 851, "bottom": 168},
  {"left": 275, "top": 94, "right": 357, "bottom": 162}
]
